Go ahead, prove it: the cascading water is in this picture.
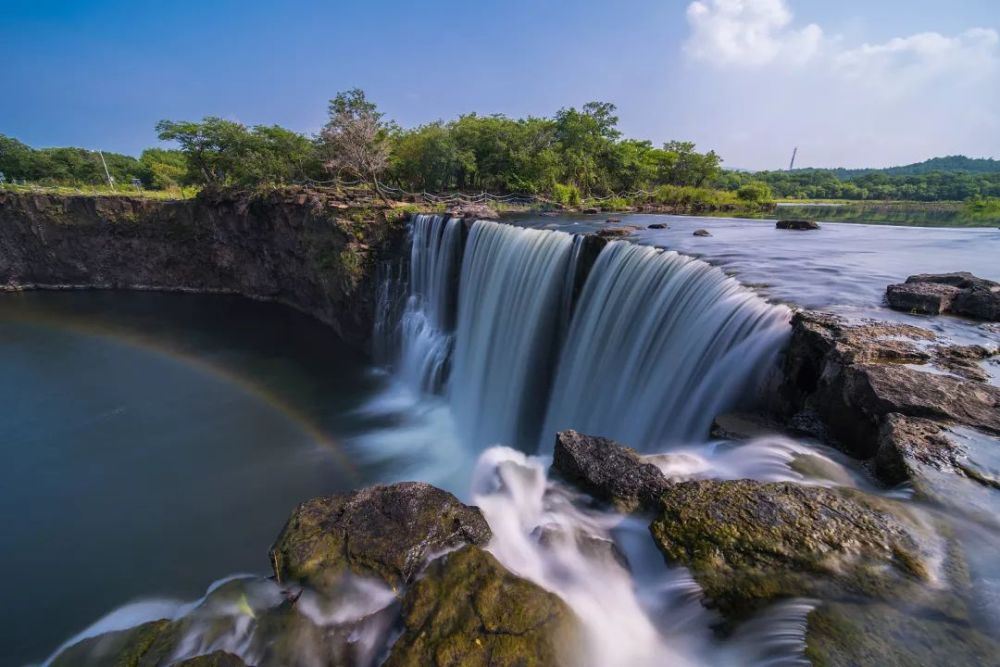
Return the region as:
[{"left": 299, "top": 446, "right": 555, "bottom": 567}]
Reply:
[{"left": 387, "top": 215, "right": 790, "bottom": 454}]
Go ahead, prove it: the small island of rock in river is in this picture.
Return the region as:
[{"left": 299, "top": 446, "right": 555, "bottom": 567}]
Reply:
[{"left": 3, "top": 2, "right": 1000, "bottom": 666}]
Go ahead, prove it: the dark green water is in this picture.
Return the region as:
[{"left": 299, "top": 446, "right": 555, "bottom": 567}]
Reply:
[{"left": 0, "top": 292, "right": 393, "bottom": 666}]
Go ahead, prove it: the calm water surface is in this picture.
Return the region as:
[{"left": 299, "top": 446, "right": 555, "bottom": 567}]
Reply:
[{"left": 0, "top": 292, "right": 401, "bottom": 666}]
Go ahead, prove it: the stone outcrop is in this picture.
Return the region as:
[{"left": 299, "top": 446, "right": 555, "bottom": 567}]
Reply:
[
  {"left": 776, "top": 219, "right": 820, "bottom": 230},
  {"left": 384, "top": 546, "right": 576, "bottom": 667},
  {"left": 649, "top": 479, "right": 933, "bottom": 620},
  {"left": 693, "top": 229, "right": 712, "bottom": 237},
  {"left": 886, "top": 272, "right": 1000, "bottom": 320},
  {"left": 269, "top": 482, "right": 492, "bottom": 593},
  {"left": 0, "top": 188, "right": 406, "bottom": 347},
  {"left": 551, "top": 430, "right": 670, "bottom": 512},
  {"left": 51, "top": 619, "right": 180, "bottom": 667},
  {"left": 595, "top": 225, "right": 638, "bottom": 238},
  {"left": 779, "top": 310, "right": 1000, "bottom": 463}
]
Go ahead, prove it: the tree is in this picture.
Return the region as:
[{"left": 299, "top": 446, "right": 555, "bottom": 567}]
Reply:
[{"left": 318, "top": 89, "right": 391, "bottom": 191}]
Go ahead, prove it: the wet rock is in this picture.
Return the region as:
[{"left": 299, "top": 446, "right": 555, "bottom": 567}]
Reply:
[
  {"left": 647, "top": 223, "right": 668, "bottom": 229},
  {"left": 51, "top": 619, "right": 180, "bottom": 667},
  {"left": 534, "top": 524, "right": 631, "bottom": 571},
  {"left": 776, "top": 219, "right": 820, "bottom": 230},
  {"left": 693, "top": 229, "right": 712, "bottom": 237},
  {"left": 552, "top": 430, "right": 670, "bottom": 512},
  {"left": 582, "top": 206, "right": 600, "bottom": 214},
  {"left": 805, "top": 601, "right": 1000, "bottom": 667},
  {"left": 449, "top": 203, "right": 499, "bottom": 220},
  {"left": 175, "top": 652, "right": 249, "bottom": 667},
  {"left": 933, "top": 343, "right": 998, "bottom": 382},
  {"left": 886, "top": 272, "right": 1000, "bottom": 320},
  {"left": 776, "top": 310, "right": 1000, "bottom": 461},
  {"left": 649, "top": 479, "right": 932, "bottom": 620},
  {"left": 270, "top": 482, "right": 491, "bottom": 593},
  {"left": 595, "top": 225, "right": 638, "bottom": 238},
  {"left": 384, "top": 546, "right": 577, "bottom": 667},
  {"left": 605, "top": 216, "right": 622, "bottom": 223},
  {"left": 709, "top": 412, "right": 793, "bottom": 440},
  {"left": 874, "top": 413, "right": 959, "bottom": 486}
]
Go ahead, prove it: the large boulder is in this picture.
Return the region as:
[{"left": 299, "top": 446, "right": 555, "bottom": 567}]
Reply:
[
  {"left": 886, "top": 272, "right": 1000, "bottom": 320},
  {"left": 649, "top": 479, "right": 934, "bottom": 620},
  {"left": 384, "top": 546, "right": 576, "bottom": 667},
  {"left": 779, "top": 311, "right": 1000, "bottom": 462},
  {"left": 551, "top": 430, "right": 670, "bottom": 512},
  {"left": 269, "top": 482, "right": 491, "bottom": 593}
]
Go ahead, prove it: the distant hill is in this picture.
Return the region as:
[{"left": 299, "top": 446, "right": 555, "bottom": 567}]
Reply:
[{"left": 802, "top": 156, "right": 1000, "bottom": 179}]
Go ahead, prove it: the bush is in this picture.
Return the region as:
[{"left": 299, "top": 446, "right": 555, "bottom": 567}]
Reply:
[
  {"left": 736, "top": 181, "right": 773, "bottom": 204},
  {"left": 552, "top": 183, "right": 581, "bottom": 206},
  {"left": 599, "top": 196, "right": 631, "bottom": 211}
]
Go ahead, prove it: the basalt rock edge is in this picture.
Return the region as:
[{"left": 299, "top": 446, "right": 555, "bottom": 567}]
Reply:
[
  {"left": 0, "top": 188, "right": 407, "bottom": 348},
  {"left": 551, "top": 429, "right": 670, "bottom": 512},
  {"left": 269, "top": 481, "right": 492, "bottom": 593},
  {"left": 779, "top": 310, "right": 1000, "bottom": 469}
]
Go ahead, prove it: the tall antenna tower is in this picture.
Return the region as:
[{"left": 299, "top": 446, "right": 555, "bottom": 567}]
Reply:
[{"left": 788, "top": 147, "right": 798, "bottom": 171}]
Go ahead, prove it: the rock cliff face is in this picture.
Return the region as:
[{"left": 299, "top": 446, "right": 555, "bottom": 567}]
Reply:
[{"left": 0, "top": 188, "right": 407, "bottom": 348}]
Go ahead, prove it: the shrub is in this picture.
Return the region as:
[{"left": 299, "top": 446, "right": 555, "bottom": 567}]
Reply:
[{"left": 552, "top": 183, "right": 581, "bottom": 206}]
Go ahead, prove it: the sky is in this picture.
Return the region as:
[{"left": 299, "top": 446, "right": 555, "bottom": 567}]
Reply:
[{"left": 1, "top": 0, "right": 998, "bottom": 170}]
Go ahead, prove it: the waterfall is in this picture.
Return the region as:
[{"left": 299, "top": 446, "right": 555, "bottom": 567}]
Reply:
[
  {"left": 541, "top": 242, "right": 791, "bottom": 450},
  {"left": 388, "top": 215, "right": 790, "bottom": 453}
]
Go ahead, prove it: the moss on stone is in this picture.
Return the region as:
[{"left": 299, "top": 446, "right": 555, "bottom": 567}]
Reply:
[
  {"left": 50, "top": 618, "right": 180, "bottom": 667},
  {"left": 649, "top": 479, "right": 934, "bottom": 620},
  {"left": 384, "top": 546, "right": 577, "bottom": 667},
  {"left": 805, "top": 601, "right": 1000, "bottom": 667}
]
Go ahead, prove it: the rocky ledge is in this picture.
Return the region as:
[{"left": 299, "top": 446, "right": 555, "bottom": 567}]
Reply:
[
  {"left": 886, "top": 272, "right": 1000, "bottom": 321},
  {"left": 52, "top": 482, "right": 578, "bottom": 667},
  {"left": 549, "top": 430, "right": 1000, "bottom": 666},
  {"left": 0, "top": 188, "right": 407, "bottom": 347}
]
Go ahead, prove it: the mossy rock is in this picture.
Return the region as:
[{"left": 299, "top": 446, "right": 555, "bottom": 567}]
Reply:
[
  {"left": 384, "top": 546, "right": 577, "bottom": 667},
  {"left": 650, "top": 479, "right": 935, "bottom": 620},
  {"left": 270, "top": 482, "right": 492, "bottom": 594},
  {"left": 174, "top": 652, "right": 249, "bottom": 667},
  {"left": 50, "top": 618, "right": 180, "bottom": 667},
  {"left": 806, "top": 601, "right": 1000, "bottom": 667}
]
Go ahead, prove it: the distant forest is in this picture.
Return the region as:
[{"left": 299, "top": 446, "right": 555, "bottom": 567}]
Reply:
[{"left": 2, "top": 93, "right": 999, "bottom": 204}]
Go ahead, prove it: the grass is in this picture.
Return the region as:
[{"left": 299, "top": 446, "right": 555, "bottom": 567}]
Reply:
[
  {"left": 0, "top": 182, "right": 200, "bottom": 200},
  {"left": 774, "top": 199, "right": 998, "bottom": 227}
]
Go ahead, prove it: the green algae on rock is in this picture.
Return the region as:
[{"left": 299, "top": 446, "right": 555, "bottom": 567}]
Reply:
[
  {"left": 50, "top": 619, "right": 180, "bottom": 667},
  {"left": 649, "top": 479, "right": 935, "bottom": 620},
  {"left": 805, "top": 601, "right": 1000, "bottom": 667},
  {"left": 175, "top": 652, "right": 249, "bottom": 667},
  {"left": 269, "top": 481, "right": 492, "bottom": 593},
  {"left": 384, "top": 546, "right": 577, "bottom": 667}
]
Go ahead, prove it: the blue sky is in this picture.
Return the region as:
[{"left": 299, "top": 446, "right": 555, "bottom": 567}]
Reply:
[{"left": 2, "top": 0, "right": 998, "bottom": 169}]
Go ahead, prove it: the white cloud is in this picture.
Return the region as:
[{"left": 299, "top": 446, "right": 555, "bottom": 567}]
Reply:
[
  {"left": 684, "top": 0, "right": 823, "bottom": 67},
  {"left": 674, "top": 0, "right": 1000, "bottom": 167}
]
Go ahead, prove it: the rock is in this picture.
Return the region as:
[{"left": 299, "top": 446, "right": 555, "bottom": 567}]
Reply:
[
  {"left": 605, "top": 216, "right": 622, "bottom": 223},
  {"left": 595, "top": 225, "right": 638, "bottom": 239},
  {"left": 805, "top": 601, "right": 1000, "bottom": 667},
  {"left": 649, "top": 479, "right": 933, "bottom": 620},
  {"left": 270, "top": 482, "right": 491, "bottom": 593},
  {"left": 886, "top": 272, "right": 1000, "bottom": 320},
  {"left": 175, "top": 652, "right": 249, "bottom": 667},
  {"left": 534, "top": 524, "right": 631, "bottom": 571},
  {"left": 874, "top": 413, "right": 959, "bottom": 486},
  {"left": 776, "top": 219, "right": 820, "bottom": 230},
  {"left": 51, "top": 619, "right": 180, "bottom": 667},
  {"left": 582, "top": 207, "right": 600, "bottom": 214},
  {"left": 886, "top": 281, "right": 962, "bottom": 315},
  {"left": 552, "top": 430, "right": 670, "bottom": 512},
  {"left": 709, "top": 412, "right": 791, "bottom": 440},
  {"left": 933, "top": 343, "right": 997, "bottom": 382},
  {"left": 693, "top": 229, "right": 712, "bottom": 237},
  {"left": 449, "top": 203, "right": 499, "bottom": 220},
  {"left": 647, "top": 223, "right": 668, "bottom": 229},
  {"left": 384, "top": 546, "right": 577, "bottom": 667},
  {"left": 774, "top": 311, "right": 1000, "bottom": 460}
]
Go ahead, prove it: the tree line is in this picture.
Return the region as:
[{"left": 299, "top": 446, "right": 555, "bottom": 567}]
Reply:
[{"left": 2, "top": 89, "right": 997, "bottom": 204}]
